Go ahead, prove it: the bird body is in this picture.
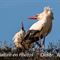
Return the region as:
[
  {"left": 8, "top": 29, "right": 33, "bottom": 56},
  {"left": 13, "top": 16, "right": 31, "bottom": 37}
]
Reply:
[
  {"left": 13, "top": 22, "right": 25, "bottom": 49},
  {"left": 13, "top": 30, "right": 25, "bottom": 44},
  {"left": 29, "top": 18, "right": 52, "bottom": 37},
  {"left": 23, "top": 7, "right": 54, "bottom": 49}
]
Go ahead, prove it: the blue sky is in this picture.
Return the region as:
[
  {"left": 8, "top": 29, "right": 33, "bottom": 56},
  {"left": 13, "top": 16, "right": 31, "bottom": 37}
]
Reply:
[{"left": 0, "top": 0, "right": 60, "bottom": 48}]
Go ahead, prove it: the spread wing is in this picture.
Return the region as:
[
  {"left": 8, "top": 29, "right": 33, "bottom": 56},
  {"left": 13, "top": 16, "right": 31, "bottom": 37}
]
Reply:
[{"left": 24, "top": 27, "right": 43, "bottom": 41}]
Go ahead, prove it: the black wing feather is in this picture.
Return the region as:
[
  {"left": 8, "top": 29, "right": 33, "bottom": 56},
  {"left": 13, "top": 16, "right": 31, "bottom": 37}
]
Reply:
[{"left": 24, "top": 30, "right": 40, "bottom": 40}]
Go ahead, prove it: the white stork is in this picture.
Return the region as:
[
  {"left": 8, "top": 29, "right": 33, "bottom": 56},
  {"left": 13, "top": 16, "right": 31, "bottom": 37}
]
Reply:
[
  {"left": 23, "top": 7, "right": 54, "bottom": 49},
  {"left": 12, "top": 22, "right": 26, "bottom": 49}
]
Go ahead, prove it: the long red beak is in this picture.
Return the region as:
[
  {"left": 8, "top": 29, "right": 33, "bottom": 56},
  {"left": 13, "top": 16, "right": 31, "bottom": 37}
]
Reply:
[{"left": 28, "top": 16, "right": 37, "bottom": 20}]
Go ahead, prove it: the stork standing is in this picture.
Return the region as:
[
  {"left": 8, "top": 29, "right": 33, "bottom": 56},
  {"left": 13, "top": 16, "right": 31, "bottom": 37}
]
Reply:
[
  {"left": 23, "top": 7, "right": 54, "bottom": 49},
  {"left": 12, "top": 22, "right": 26, "bottom": 50}
]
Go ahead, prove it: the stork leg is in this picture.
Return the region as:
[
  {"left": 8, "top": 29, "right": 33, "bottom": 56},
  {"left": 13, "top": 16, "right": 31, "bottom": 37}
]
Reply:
[
  {"left": 42, "top": 36, "right": 45, "bottom": 49},
  {"left": 36, "top": 41, "right": 41, "bottom": 47},
  {"left": 32, "top": 37, "right": 41, "bottom": 48}
]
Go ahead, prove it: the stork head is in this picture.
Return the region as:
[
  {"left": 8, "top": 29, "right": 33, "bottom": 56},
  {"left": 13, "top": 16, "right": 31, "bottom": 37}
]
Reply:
[
  {"left": 44, "top": 7, "right": 54, "bottom": 20},
  {"left": 28, "top": 6, "right": 54, "bottom": 20}
]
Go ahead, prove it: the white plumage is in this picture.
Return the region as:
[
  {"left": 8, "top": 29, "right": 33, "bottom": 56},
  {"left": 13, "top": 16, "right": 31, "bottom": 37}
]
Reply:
[
  {"left": 12, "top": 22, "right": 25, "bottom": 49},
  {"left": 29, "top": 19, "right": 46, "bottom": 30}
]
